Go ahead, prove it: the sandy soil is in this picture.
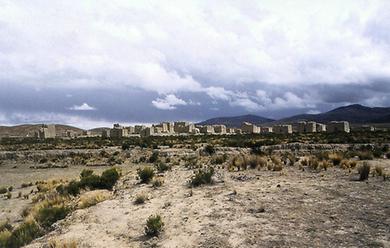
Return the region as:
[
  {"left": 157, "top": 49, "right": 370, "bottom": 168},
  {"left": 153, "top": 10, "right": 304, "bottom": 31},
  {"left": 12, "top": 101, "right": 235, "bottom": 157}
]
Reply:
[{"left": 26, "top": 160, "right": 390, "bottom": 248}]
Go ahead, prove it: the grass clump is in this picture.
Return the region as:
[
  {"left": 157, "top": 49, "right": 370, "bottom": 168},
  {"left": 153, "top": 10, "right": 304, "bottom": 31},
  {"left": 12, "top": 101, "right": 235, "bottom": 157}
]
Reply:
[
  {"left": 204, "top": 144, "right": 215, "bottom": 155},
  {"left": 155, "top": 162, "right": 171, "bottom": 173},
  {"left": 149, "top": 152, "right": 159, "bottom": 163},
  {"left": 47, "top": 239, "right": 77, "bottom": 248},
  {"left": 358, "top": 162, "right": 370, "bottom": 181},
  {"left": 145, "top": 215, "right": 164, "bottom": 237},
  {"left": 134, "top": 194, "right": 147, "bottom": 205},
  {"left": 2, "top": 218, "right": 43, "bottom": 248},
  {"left": 374, "top": 165, "right": 384, "bottom": 177},
  {"left": 0, "top": 187, "right": 7, "bottom": 194},
  {"left": 152, "top": 179, "right": 164, "bottom": 188},
  {"left": 138, "top": 167, "right": 155, "bottom": 184},
  {"left": 78, "top": 191, "right": 110, "bottom": 209},
  {"left": 329, "top": 153, "right": 343, "bottom": 166},
  {"left": 190, "top": 167, "right": 214, "bottom": 187}
]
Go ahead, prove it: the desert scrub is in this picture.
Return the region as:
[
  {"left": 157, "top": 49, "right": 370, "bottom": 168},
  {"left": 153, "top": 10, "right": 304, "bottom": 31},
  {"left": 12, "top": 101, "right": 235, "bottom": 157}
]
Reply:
[
  {"left": 204, "top": 144, "right": 215, "bottom": 155},
  {"left": 78, "top": 191, "right": 110, "bottom": 209},
  {"left": 47, "top": 239, "right": 77, "bottom": 248},
  {"left": 152, "top": 179, "right": 164, "bottom": 188},
  {"left": 374, "top": 165, "right": 384, "bottom": 177},
  {"left": 138, "top": 167, "right": 155, "bottom": 183},
  {"left": 134, "top": 194, "right": 147, "bottom": 205},
  {"left": 211, "top": 154, "right": 227, "bottom": 165},
  {"left": 0, "top": 187, "right": 7, "bottom": 194},
  {"left": 190, "top": 167, "right": 214, "bottom": 187},
  {"left": 358, "top": 162, "right": 370, "bottom": 181},
  {"left": 155, "top": 162, "right": 171, "bottom": 173},
  {"left": 149, "top": 151, "right": 159, "bottom": 163},
  {"left": 145, "top": 215, "right": 164, "bottom": 237},
  {"left": 329, "top": 153, "right": 343, "bottom": 166},
  {"left": 2, "top": 218, "right": 43, "bottom": 248}
]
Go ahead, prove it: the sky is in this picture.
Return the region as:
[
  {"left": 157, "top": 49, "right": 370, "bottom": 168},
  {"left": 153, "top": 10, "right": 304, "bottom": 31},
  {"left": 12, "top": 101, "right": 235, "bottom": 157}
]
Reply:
[{"left": 0, "top": 0, "right": 390, "bottom": 129}]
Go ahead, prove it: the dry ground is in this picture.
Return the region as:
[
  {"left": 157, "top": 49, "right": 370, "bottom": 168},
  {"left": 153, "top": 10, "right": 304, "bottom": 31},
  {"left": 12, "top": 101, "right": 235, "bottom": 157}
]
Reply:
[{"left": 25, "top": 160, "right": 390, "bottom": 248}]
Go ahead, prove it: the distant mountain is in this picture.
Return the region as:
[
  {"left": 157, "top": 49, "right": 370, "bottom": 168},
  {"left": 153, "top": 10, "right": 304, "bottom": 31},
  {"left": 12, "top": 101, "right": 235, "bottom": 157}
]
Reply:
[
  {"left": 89, "top": 127, "right": 110, "bottom": 135},
  {"left": 0, "top": 124, "right": 84, "bottom": 138},
  {"left": 278, "top": 104, "right": 390, "bottom": 124},
  {"left": 197, "top": 114, "right": 274, "bottom": 128}
]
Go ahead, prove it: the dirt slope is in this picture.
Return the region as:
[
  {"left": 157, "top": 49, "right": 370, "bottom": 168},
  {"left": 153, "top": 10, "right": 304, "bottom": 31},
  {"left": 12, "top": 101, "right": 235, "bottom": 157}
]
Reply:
[{"left": 27, "top": 162, "right": 390, "bottom": 248}]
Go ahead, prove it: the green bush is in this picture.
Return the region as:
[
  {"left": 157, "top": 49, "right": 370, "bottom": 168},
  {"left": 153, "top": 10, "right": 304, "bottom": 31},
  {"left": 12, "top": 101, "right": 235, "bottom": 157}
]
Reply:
[
  {"left": 145, "top": 215, "right": 164, "bottom": 237},
  {"left": 138, "top": 167, "right": 155, "bottom": 184},
  {"left": 134, "top": 194, "right": 146, "bottom": 205},
  {"left": 79, "top": 174, "right": 102, "bottom": 190},
  {"left": 121, "top": 142, "right": 130, "bottom": 150},
  {"left": 0, "top": 187, "right": 7, "bottom": 194},
  {"left": 4, "top": 220, "right": 43, "bottom": 248},
  {"left": 36, "top": 205, "right": 70, "bottom": 229},
  {"left": 100, "top": 168, "right": 120, "bottom": 190},
  {"left": 204, "top": 145, "right": 215, "bottom": 155},
  {"left": 64, "top": 180, "right": 80, "bottom": 196},
  {"left": 155, "top": 162, "right": 171, "bottom": 173},
  {"left": 80, "top": 169, "right": 94, "bottom": 179},
  {"left": 358, "top": 162, "right": 370, "bottom": 181},
  {"left": 190, "top": 167, "right": 214, "bottom": 187},
  {"left": 149, "top": 152, "right": 159, "bottom": 163}
]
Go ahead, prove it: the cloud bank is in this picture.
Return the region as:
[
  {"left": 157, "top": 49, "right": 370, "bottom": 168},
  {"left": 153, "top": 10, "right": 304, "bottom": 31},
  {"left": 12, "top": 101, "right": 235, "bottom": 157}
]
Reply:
[{"left": 0, "top": 0, "right": 389, "bottom": 127}]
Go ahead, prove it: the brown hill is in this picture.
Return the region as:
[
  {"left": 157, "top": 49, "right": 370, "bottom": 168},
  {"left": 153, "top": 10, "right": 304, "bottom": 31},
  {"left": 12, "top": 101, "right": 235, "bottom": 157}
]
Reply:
[{"left": 0, "top": 124, "right": 84, "bottom": 138}]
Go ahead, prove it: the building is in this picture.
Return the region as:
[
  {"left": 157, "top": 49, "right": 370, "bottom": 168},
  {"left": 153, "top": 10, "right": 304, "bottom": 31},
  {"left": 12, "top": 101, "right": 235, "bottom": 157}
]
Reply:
[
  {"left": 35, "top": 124, "right": 56, "bottom": 139},
  {"left": 273, "top": 124, "right": 293, "bottom": 134},
  {"left": 198, "top": 125, "right": 215, "bottom": 134},
  {"left": 297, "top": 121, "right": 317, "bottom": 133},
  {"left": 213, "top": 125, "right": 227, "bottom": 134},
  {"left": 327, "top": 121, "right": 350, "bottom": 133},
  {"left": 241, "top": 122, "right": 260, "bottom": 134},
  {"left": 261, "top": 127, "right": 273, "bottom": 133},
  {"left": 226, "top": 128, "right": 235, "bottom": 134},
  {"left": 174, "top": 122, "right": 195, "bottom": 134},
  {"left": 134, "top": 125, "right": 146, "bottom": 134},
  {"left": 316, "top": 123, "right": 327, "bottom": 132},
  {"left": 110, "top": 124, "right": 130, "bottom": 138},
  {"left": 140, "top": 127, "right": 154, "bottom": 137}
]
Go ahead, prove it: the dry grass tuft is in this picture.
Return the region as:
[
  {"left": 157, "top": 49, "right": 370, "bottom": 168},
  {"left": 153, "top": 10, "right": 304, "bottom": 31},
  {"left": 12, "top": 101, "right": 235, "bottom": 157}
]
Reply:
[
  {"left": 78, "top": 190, "right": 111, "bottom": 209},
  {"left": 48, "top": 239, "right": 78, "bottom": 248}
]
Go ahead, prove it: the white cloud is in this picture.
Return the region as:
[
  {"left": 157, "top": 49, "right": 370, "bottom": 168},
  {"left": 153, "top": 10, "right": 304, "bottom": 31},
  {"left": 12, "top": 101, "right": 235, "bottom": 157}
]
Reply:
[
  {"left": 1, "top": 0, "right": 389, "bottom": 95},
  {"left": 68, "top": 103, "right": 96, "bottom": 111},
  {"left": 152, "top": 94, "right": 187, "bottom": 110}
]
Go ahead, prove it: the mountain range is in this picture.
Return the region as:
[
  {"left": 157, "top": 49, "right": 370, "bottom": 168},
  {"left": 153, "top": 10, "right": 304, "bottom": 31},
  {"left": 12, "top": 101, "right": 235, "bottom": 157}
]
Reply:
[{"left": 1, "top": 104, "right": 390, "bottom": 136}]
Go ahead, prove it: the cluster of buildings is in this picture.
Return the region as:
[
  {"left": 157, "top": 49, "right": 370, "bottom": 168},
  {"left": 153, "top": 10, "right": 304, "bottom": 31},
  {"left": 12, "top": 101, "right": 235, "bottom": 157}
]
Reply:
[
  {"left": 100, "top": 120, "right": 352, "bottom": 138},
  {"left": 33, "top": 120, "right": 356, "bottom": 139}
]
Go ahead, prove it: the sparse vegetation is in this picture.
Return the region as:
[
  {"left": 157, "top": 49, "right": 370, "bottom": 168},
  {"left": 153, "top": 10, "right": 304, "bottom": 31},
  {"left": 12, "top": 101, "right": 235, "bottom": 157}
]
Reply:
[
  {"left": 145, "top": 215, "right": 164, "bottom": 237},
  {"left": 152, "top": 179, "right": 164, "bottom": 188},
  {"left": 134, "top": 194, "right": 147, "bottom": 205},
  {"left": 155, "top": 162, "right": 171, "bottom": 173},
  {"left": 204, "top": 144, "right": 215, "bottom": 155},
  {"left": 358, "top": 162, "right": 370, "bottom": 181},
  {"left": 78, "top": 191, "right": 110, "bottom": 209},
  {"left": 138, "top": 167, "right": 155, "bottom": 184},
  {"left": 190, "top": 167, "right": 214, "bottom": 187}
]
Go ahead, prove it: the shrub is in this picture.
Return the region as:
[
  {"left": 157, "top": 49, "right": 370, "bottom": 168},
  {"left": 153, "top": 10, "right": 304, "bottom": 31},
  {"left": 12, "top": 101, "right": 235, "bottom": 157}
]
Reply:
[
  {"left": 0, "top": 230, "right": 12, "bottom": 248},
  {"left": 155, "top": 162, "right": 171, "bottom": 173},
  {"left": 121, "top": 142, "right": 130, "bottom": 150},
  {"left": 78, "top": 191, "right": 110, "bottom": 209},
  {"left": 190, "top": 167, "right": 214, "bottom": 187},
  {"left": 47, "top": 239, "right": 77, "bottom": 248},
  {"left": 35, "top": 205, "right": 70, "bottom": 229},
  {"left": 0, "top": 220, "right": 12, "bottom": 233},
  {"left": 64, "top": 181, "right": 80, "bottom": 196},
  {"left": 80, "top": 169, "right": 94, "bottom": 179},
  {"left": 21, "top": 182, "right": 33, "bottom": 188},
  {"left": 100, "top": 168, "right": 120, "bottom": 190},
  {"left": 149, "top": 152, "right": 159, "bottom": 163},
  {"left": 138, "top": 167, "right": 155, "bottom": 184},
  {"left": 0, "top": 187, "right": 7, "bottom": 194},
  {"left": 357, "top": 151, "right": 374, "bottom": 160},
  {"left": 329, "top": 153, "right": 343, "bottom": 166},
  {"left": 204, "top": 144, "right": 215, "bottom": 155},
  {"left": 6, "top": 192, "right": 12, "bottom": 199},
  {"left": 273, "top": 163, "right": 283, "bottom": 171},
  {"left": 308, "top": 156, "right": 319, "bottom": 170},
  {"left": 374, "top": 166, "right": 384, "bottom": 177},
  {"left": 134, "top": 194, "right": 147, "bottom": 205},
  {"left": 152, "top": 179, "right": 164, "bottom": 188},
  {"left": 358, "top": 162, "right": 370, "bottom": 181},
  {"left": 211, "top": 155, "right": 226, "bottom": 165},
  {"left": 145, "top": 215, "right": 164, "bottom": 237},
  {"left": 8, "top": 186, "right": 13, "bottom": 192},
  {"left": 79, "top": 174, "right": 102, "bottom": 190},
  {"left": 5, "top": 219, "right": 43, "bottom": 248}
]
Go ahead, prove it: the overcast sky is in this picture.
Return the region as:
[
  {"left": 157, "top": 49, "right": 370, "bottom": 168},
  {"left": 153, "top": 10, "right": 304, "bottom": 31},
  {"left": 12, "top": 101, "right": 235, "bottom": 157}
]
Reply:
[{"left": 1, "top": 0, "right": 390, "bottom": 129}]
